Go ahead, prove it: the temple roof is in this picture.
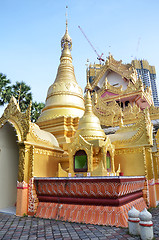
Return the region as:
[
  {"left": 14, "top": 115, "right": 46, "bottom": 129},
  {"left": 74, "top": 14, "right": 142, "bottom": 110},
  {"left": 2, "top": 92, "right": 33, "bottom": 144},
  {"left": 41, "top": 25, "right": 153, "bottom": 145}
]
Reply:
[
  {"left": 108, "top": 109, "right": 153, "bottom": 148},
  {"left": 0, "top": 96, "right": 61, "bottom": 149},
  {"left": 30, "top": 123, "right": 59, "bottom": 148},
  {"left": 90, "top": 54, "right": 138, "bottom": 89}
]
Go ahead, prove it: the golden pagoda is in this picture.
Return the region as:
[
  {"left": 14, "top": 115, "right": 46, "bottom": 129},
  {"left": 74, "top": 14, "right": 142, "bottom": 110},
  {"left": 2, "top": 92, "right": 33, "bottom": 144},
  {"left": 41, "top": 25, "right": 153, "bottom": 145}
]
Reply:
[
  {"left": 37, "top": 19, "right": 85, "bottom": 146},
  {"left": 59, "top": 90, "right": 116, "bottom": 177}
]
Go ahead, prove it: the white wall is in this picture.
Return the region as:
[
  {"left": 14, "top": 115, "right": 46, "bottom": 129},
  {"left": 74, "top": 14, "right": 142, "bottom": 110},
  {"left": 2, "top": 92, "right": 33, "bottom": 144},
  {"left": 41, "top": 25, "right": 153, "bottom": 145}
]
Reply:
[
  {"left": 98, "top": 71, "right": 128, "bottom": 90},
  {"left": 0, "top": 122, "right": 19, "bottom": 209}
]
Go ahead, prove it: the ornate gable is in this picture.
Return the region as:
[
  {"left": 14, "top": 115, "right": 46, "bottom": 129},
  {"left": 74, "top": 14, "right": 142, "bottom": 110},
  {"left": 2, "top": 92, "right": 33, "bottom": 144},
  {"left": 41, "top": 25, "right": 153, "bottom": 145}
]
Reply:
[
  {"left": 97, "top": 76, "right": 144, "bottom": 97},
  {"left": 91, "top": 54, "right": 138, "bottom": 89},
  {"left": 109, "top": 108, "right": 153, "bottom": 148},
  {"left": 0, "top": 96, "right": 31, "bottom": 141}
]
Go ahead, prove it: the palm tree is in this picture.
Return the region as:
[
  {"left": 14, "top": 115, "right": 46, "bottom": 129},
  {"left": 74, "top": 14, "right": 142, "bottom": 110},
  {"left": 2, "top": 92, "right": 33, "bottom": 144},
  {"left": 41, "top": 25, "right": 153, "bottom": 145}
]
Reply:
[
  {"left": 0, "top": 73, "right": 12, "bottom": 105},
  {"left": 31, "top": 101, "right": 45, "bottom": 122},
  {"left": 0, "top": 74, "right": 44, "bottom": 121},
  {"left": 11, "top": 81, "right": 32, "bottom": 112}
]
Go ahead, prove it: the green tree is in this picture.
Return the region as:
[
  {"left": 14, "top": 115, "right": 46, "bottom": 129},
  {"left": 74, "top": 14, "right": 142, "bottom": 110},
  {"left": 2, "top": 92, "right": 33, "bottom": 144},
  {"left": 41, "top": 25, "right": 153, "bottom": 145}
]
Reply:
[
  {"left": 0, "top": 73, "right": 44, "bottom": 122},
  {"left": 11, "top": 81, "right": 32, "bottom": 112},
  {"left": 31, "top": 101, "right": 45, "bottom": 122},
  {"left": 0, "top": 73, "right": 12, "bottom": 105}
]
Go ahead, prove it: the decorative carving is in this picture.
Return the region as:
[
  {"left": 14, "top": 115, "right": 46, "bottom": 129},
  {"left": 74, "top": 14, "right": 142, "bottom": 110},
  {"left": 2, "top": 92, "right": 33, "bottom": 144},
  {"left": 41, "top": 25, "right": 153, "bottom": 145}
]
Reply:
[
  {"left": 92, "top": 94, "right": 122, "bottom": 126},
  {"left": 34, "top": 148, "right": 63, "bottom": 157},
  {"left": 58, "top": 163, "right": 68, "bottom": 177},
  {"left": 0, "top": 96, "right": 31, "bottom": 141},
  {"left": 111, "top": 109, "right": 153, "bottom": 147},
  {"left": 29, "top": 146, "right": 34, "bottom": 179},
  {"left": 97, "top": 75, "right": 145, "bottom": 99},
  {"left": 17, "top": 181, "right": 28, "bottom": 189},
  {"left": 92, "top": 85, "right": 155, "bottom": 127},
  {"left": 28, "top": 178, "right": 38, "bottom": 214},
  {"left": 92, "top": 55, "right": 138, "bottom": 89},
  {"left": 35, "top": 177, "right": 145, "bottom": 198},
  {"left": 115, "top": 148, "right": 143, "bottom": 155},
  {"left": 18, "top": 144, "right": 26, "bottom": 182},
  {"left": 87, "top": 55, "right": 156, "bottom": 126},
  {"left": 29, "top": 122, "right": 60, "bottom": 148},
  {"left": 142, "top": 147, "right": 148, "bottom": 179},
  {"left": 98, "top": 77, "right": 123, "bottom": 95},
  {"left": 149, "top": 105, "right": 159, "bottom": 121},
  {"left": 143, "top": 109, "right": 153, "bottom": 145}
]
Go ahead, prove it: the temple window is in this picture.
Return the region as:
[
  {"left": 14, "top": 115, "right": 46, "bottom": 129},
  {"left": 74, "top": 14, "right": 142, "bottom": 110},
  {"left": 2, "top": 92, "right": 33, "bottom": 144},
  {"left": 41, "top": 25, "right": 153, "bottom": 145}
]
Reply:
[
  {"left": 89, "top": 76, "right": 94, "bottom": 83},
  {"left": 116, "top": 101, "right": 123, "bottom": 108},
  {"left": 74, "top": 150, "right": 88, "bottom": 172},
  {"left": 125, "top": 101, "right": 129, "bottom": 107},
  {"left": 106, "top": 151, "right": 111, "bottom": 172}
]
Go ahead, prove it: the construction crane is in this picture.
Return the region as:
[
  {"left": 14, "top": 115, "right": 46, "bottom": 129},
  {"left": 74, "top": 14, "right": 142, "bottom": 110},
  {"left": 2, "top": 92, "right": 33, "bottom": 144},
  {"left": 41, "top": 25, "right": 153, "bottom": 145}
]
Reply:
[{"left": 78, "top": 25, "right": 104, "bottom": 64}]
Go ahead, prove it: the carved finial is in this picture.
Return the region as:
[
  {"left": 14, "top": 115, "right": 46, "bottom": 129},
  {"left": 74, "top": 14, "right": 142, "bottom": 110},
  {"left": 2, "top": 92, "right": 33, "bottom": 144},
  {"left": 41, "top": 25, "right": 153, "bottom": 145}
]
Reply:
[
  {"left": 26, "top": 100, "right": 32, "bottom": 122},
  {"left": 116, "top": 164, "right": 121, "bottom": 176},
  {"left": 85, "top": 74, "right": 92, "bottom": 93},
  {"left": 10, "top": 95, "right": 21, "bottom": 111},
  {"left": 108, "top": 52, "right": 112, "bottom": 60},
  {"left": 103, "top": 77, "right": 108, "bottom": 89},
  {"left": 137, "top": 75, "right": 144, "bottom": 89}
]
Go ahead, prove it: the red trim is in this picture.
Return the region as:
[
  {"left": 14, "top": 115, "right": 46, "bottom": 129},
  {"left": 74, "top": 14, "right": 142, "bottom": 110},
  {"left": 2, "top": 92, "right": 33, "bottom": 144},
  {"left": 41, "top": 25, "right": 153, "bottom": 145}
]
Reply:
[
  {"left": 35, "top": 177, "right": 145, "bottom": 184},
  {"left": 37, "top": 191, "right": 143, "bottom": 207},
  {"left": 128, "top": 219, "right": 140, "bottom": 223},
  {"left": 139, "top": 223, "right": 153, "bottom": 227},
  {"left": 17, "top": 187, "right": 28, "bottom": 189}
]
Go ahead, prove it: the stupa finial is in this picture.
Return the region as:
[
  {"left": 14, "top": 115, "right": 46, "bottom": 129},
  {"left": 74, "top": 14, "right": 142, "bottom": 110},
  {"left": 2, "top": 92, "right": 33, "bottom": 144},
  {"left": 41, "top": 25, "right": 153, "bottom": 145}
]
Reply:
[
  {"left": 85, "top": 76, "right": 92, "bottom": 93},
  {"left": 61, "top": 6, "right": 72, "bottom": 51},
  {"left": 66, "top": 5, "right": 68, "bottom": 30}
]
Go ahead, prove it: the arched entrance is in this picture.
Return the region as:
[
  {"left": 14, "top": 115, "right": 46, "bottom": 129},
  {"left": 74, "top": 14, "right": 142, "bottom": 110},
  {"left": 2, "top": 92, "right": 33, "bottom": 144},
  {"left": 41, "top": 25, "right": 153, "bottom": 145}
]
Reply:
[{"left": 0, "top": 122, "right": 19, "bottom": 212}]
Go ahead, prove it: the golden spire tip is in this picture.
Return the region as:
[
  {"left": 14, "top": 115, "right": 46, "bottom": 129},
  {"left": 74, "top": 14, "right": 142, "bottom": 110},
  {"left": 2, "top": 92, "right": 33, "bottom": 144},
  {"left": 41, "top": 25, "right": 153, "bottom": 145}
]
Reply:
[{"left": 65, "top": 6, "right": 68, "bottom": 28}]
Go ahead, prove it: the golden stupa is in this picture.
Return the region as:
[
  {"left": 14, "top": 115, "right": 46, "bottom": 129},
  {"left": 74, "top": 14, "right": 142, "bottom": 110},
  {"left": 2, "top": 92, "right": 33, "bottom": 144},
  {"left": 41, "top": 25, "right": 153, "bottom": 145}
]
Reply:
[
  {"left": 76, "top": 90, "right": 106, "bottom": 141},
  {"left": 63, "top": 89, "right": 115, "bottom": 178},
  {"left": 37, "top": 19, "right": 84, "bottom": 123}
]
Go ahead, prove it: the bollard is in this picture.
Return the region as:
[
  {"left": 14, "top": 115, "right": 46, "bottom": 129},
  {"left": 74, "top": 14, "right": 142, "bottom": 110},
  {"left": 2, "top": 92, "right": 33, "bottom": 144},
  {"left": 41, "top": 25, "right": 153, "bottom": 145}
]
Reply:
[
  {"left": 128, "top": 206, "right": 140, "bottom": 236},
  {"left": 139, "top": 208, "right": 153, "bottom": 240}
]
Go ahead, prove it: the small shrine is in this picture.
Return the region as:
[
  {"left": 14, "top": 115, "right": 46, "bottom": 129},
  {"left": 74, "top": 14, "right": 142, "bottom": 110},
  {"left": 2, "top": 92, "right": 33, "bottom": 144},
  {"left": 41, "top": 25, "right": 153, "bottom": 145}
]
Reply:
[{"left": 67, "top": 90, "right": 116, "bottom": 177}]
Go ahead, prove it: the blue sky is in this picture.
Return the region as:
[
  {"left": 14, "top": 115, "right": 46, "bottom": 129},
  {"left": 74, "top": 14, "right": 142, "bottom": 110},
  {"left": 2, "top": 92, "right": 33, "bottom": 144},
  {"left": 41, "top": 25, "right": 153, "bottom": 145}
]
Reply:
[{"left": 0, "top": 0, "right": 159, "bottom": 107}]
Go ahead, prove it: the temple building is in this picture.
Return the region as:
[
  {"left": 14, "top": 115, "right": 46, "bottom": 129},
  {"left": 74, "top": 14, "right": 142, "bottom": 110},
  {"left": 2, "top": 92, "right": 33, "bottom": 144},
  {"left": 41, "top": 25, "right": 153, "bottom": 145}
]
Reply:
[
  {"left": 132, "top": 59, "right": 159, "bottom": 106},
  {"left": 0, "top": 19, "right": 159, "bottom": 227}
]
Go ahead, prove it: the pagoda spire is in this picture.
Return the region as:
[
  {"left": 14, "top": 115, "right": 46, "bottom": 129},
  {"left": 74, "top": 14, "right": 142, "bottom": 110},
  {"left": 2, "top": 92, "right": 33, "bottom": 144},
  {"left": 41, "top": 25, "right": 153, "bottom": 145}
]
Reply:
[
  {"left": 37, "top": 10, "right": 84, "bottom": 125},
  {"left": 61, "top": 6, "right": 72, "bottom": 51}
]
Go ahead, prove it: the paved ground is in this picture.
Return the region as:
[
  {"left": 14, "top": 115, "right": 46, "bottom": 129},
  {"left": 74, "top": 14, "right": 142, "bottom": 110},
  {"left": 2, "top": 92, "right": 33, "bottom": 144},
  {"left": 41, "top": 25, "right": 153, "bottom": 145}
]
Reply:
[{"left": 0, "top": 206, "right": 158, "bottom": 240}]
